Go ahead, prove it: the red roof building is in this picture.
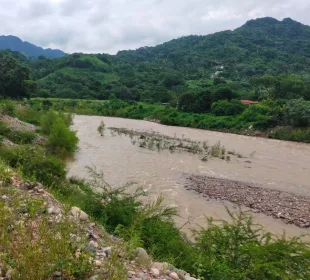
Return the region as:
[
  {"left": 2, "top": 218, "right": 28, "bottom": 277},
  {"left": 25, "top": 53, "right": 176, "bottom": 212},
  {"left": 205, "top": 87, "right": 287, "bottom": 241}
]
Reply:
[{"left": 240, "top": 100, "right": 260, "bottom": 105}]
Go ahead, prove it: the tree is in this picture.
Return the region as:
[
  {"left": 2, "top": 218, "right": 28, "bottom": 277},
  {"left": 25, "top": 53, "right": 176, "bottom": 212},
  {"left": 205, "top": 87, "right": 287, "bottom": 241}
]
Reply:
[
  {"left": 211, "top": 100, "right": 246, "bottom": 116},
  {"left": 284, "top": 98, "right": 310, "bottom": 126},
  {"left": 178, "top": 91, "right": 212, "bottom": 113},
  {"left": 0, "top": 53, "right": 36, "bottom": 99},
  {"left": 211, "top": 86, "right": 237, "bottom": 102}
]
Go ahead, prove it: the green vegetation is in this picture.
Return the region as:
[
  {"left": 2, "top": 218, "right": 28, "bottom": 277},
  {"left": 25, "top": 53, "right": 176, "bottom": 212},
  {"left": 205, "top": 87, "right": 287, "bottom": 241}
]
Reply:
[
  {"left": 30, "top": 98, "right": 310, "bottom": 142},
  {"left": 1, "top": 101, "right": 310, "bottom": 279},
  {"left": 0, "top": 52, "right": 37, "bottom": 99},
  {"left": 1, "top": 17, "right": 310, "bottom": 142},
  {"left": 40, "top": 109, "right": 78, "bottom": 157},
  {"left": 97, "top": 120, "right": 105, "bottom": 136},
  {"left": 0, "top": 160, "right": 92, "bottom": 280}
]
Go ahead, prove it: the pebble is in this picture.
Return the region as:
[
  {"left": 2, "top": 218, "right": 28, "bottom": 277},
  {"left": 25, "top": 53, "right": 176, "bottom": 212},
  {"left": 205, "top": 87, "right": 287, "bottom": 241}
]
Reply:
[
  {"left": 169, "top": 272, "right": 179, "bottom": 280},
  {"left": 127, "top": 271, "right": 136, "bottom": 278},
  {"left": 102, "top": 246, "right": 112, "bottom": 257},
  {"left": 94, "top": 260, "right": 103, "bottom": 267},
  {"left": 1, "top": 195, "right": 8, "bottom": 200},
  {"left": 150, "top": 268, "right": 160, "bottom": 277}
]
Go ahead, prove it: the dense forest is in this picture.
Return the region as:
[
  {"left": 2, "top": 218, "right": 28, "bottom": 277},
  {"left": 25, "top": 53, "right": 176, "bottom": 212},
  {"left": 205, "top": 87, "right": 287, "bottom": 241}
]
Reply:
[{"left": 1, "top": 17, "right": 310, "bottom": 141}]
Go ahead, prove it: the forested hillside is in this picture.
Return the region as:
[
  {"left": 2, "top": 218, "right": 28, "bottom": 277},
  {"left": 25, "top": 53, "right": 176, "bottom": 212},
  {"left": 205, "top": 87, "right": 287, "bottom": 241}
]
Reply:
[
  {"left": 1, "top": 17, "right": 310, "bottom": 142},
  {"left": 23, "top": 17, "right": 310, "bottom": 103}
]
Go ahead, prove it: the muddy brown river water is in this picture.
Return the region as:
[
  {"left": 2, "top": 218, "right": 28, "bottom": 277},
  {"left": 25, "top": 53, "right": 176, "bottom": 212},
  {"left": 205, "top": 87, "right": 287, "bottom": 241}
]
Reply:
[{"left": 68, "top": 115, "right": 310, "bottom": 238}]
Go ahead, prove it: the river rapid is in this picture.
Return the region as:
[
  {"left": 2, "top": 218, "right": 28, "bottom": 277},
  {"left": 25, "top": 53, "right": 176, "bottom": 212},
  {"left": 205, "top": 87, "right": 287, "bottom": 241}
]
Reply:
[{"left": 68, "top": 115, "right": 310, "bottom": 238}]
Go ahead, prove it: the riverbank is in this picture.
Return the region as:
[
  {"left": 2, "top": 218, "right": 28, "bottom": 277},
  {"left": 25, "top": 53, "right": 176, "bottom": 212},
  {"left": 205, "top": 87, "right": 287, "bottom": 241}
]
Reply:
[
  {"left": 2, "top": 103, "right": 310, "bottom": 279},
  {"left": 30, "top": 98, "right": 310, "bottom": 143}
]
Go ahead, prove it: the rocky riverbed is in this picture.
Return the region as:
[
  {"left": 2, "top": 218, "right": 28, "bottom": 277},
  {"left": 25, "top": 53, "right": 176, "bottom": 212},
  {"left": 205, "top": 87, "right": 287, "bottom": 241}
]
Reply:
[{"left": 184, "top": 175, "right": 310, "bottom": 228}]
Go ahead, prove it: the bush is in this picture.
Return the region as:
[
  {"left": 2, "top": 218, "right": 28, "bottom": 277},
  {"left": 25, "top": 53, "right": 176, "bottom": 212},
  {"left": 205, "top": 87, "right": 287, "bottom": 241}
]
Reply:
[
  {"left": 271, "top": 127, "right": 310, "bottom": 143},
  {"left": 46, "top": 118, "right": 78, "bottom": 157},
  {"left": 193, "top": 208, "right": 310, "bottom": 280},
  {"left": 0, "top": 146, "right": 66, "bottom": 186},
  {"left": 284, "top": 98, "right": 310, "bottom": 127},
  {"left": 0, "top": 121, "right": 36, "bottom": 144},
  {"left": 0, "top": 100, "right": 15, "bottom": 116},
  {"left": 211, "top": 100, "right": 246, "bottom": 116}
]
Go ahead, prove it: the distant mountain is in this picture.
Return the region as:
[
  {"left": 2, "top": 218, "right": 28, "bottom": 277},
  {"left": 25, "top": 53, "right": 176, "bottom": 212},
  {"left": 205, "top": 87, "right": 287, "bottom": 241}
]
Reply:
[{"left": 0, "top": 35, "right": 65, "bottom": 59}]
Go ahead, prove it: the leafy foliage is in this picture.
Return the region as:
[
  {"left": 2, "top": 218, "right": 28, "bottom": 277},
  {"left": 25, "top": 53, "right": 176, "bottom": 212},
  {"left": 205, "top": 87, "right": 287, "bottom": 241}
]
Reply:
[{"left": 0, "top": 52, "right": 37, "bottom": 99}]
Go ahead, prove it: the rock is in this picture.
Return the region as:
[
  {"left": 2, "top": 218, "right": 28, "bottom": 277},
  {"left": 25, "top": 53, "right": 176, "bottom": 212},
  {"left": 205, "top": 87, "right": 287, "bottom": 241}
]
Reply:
[
  {"left": 47, "top": 207, "right": 54, "bottom": 214},
  {"left": 94, "top": 260, "right": 103, "bottom": 267},
  {"left": 127, "top": 271, "right": 136, "bottom": 278},
  {"left": 1, "top": 195, "right": 8, "bottom": 200},
  {"left": 135, "top": 247, "right": 151, "bottom": 266},
  {"left": 152, "top": 262, "right": 168, "bottom": 271},
  {"left": 71, "top": 206, "right": 88, "bottom": 221},
  {"left": 102, "top": 247, "right": 112, "bottom": 257},
  {"left": 88, "top": 240, "right": 98, "bottom": 253},
  {"left": 150, "top": 268, "right": 160, "bottom": 277},
  {"left": 169, "top": 272, "right": 179, "bottom": 280},
  {"left": 6, "top": 268, "right": 13, "bottom": 278},
  {"left": 53, "top": 271, "right": 62, "bottom": 277},
  {"left": 88, "top": 231, "right": 99, "bottom": 241}
]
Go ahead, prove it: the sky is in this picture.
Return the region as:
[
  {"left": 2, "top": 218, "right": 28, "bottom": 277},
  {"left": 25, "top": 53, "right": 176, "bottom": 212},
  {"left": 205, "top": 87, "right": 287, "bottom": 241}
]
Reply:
[{"left": 0, "top": 0, "right": 309, "bottom": 54}]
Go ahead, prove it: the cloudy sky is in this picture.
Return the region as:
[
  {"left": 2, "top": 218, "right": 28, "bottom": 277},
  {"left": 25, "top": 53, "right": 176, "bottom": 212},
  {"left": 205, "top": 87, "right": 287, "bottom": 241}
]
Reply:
[{"left": 0, "top": 0, "right": 309, "bottom": 54}]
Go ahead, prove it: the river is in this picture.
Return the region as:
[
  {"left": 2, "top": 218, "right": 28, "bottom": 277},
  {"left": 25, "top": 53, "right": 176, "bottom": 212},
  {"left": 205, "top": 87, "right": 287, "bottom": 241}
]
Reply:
[{"left": 68, "top": 115, "right": 310, "bottom": 238}]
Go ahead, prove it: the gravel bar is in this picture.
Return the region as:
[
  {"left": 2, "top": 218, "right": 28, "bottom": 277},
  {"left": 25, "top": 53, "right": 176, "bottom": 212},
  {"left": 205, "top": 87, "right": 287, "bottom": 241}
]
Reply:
[{"left": 184, "top": 175, "right": 310, "bottom": 228}]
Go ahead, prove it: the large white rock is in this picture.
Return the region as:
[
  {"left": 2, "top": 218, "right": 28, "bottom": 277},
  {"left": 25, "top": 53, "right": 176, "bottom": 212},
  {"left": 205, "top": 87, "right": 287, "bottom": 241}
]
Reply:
[{"left": 70, "top": 206, "right": 88, "bottom": 221}]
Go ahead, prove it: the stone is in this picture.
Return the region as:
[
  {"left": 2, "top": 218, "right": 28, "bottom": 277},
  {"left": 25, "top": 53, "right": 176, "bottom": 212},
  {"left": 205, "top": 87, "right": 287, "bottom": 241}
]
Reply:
[
  {"left": 88, "top": 231, "right": 99, "bottom": 240},
  {"left": 89, "top": 240, "right": 99, "bottom": 250},
  {"left": 47, "top": 207, "right": 54, "bottom": 214},
  {"left": 127, "top": 271, "right": 136, "bottom": 278},
  {"left": 150, "top": 268, "right": 160, "bottom": 277},
  {"left": 71, "top": 206, "right": 88, "bottom": 221},
  {"left": 169, "top": 272, "right": 179, "bottom": 280},
  {"left": 53, "top": 271, "right": 62, "bottom": 277},
  {"left": 6, "top": 268, "right": 13, "bottom": 278},
  {"left": 102, "top": 247, "right": 112, "bottom": 257},
  {"left": 94, "top": 260, "right": 103, "bottom": 267},
  {"left": 135, "top": 247, "right": 151, "bottom": 266},
  {"left": 1, "top": 195, "right": 8, "bottom": 200},
  {"left": 152, "top": 262, "right": 168, "bottom": 271}
]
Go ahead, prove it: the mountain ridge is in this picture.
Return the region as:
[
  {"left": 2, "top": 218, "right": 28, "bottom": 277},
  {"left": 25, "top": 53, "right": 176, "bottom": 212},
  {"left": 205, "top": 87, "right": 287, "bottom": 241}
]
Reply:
[{"left": 0, "top": 35, "right": 65, "bottom": 59}]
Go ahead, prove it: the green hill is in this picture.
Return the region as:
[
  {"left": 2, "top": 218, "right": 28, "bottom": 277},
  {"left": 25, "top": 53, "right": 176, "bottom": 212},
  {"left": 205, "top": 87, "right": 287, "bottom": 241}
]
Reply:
[{"left": 22, "top": 17, "right": 310, "bottom": 102}]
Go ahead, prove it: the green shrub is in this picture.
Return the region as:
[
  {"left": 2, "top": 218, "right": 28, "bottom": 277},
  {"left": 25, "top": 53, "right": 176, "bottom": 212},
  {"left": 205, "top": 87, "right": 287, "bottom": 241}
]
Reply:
[
  {"left": 271, "top": 127, "right": 310, "bottom": 143},
  {"left": 45, "top": 118, "right": 78, "bottom": 157},
  {"left": 284, "top": 98, "right": 310, "bottom": 127},
  {"left": 0, "top": 100, "right": 15, "bottom": 116},
  {"left": 0, "top": 121, "right": 36, "bottom": 144},
  {"left": 194, "top": 209, "right": 310, "bottom": 279},
  {"left": 0, "top": 146, "right": 66, "bottom": 186},
  {"left": 211, "top": 100, "right": 246, "bottom": 116}
]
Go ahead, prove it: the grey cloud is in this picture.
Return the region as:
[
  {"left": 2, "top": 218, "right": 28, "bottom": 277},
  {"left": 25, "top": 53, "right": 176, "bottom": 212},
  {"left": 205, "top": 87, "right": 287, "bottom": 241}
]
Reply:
[{"left": 1, "top": 0, "right": 310, "bottom": 54}]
